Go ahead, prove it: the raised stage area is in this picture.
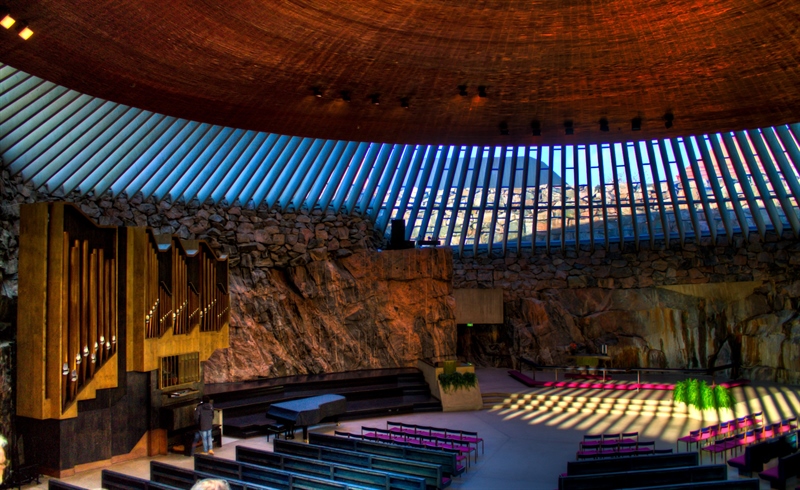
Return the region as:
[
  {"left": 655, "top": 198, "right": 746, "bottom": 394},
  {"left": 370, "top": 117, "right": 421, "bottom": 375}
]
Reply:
[{"left": 205, "top": 368, "right": 442, "bottom": 438}]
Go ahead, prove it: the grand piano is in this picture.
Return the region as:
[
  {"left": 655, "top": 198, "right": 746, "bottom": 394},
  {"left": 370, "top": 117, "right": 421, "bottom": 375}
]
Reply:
[{"left": 266, "top": 394, "right": 347, "bottom": 441}]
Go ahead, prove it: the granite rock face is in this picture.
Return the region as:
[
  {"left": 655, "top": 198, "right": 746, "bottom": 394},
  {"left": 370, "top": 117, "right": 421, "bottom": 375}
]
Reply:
[
  {"left": 203, "top": 248, "right": 455, "bottom": 382},
  {"left": 454, "top": 243, "right": 800, "bottom": 384}
]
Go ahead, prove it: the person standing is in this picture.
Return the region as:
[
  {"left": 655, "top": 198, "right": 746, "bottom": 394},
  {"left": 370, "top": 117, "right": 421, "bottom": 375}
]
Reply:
[{"left": 193, "top": 396, "right": 215, "bottom": 455}]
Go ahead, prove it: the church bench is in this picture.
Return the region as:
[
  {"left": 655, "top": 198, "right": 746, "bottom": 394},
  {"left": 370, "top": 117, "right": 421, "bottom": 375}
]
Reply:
[
  {"left": 101, "top": 470, "right": 180, "bottom": 490},
  {"left": 151, "top": 461, "right": 280, "bottom": 490},
  {"left": 557, "top": 464, "right": 728, "bottom": 490},
  {"left": 386, "top": 422, "right": 484, "bottom": 454},
  {"left": 622, "top": 479, "right": 759, "bottom": 490},
  {"left": 49, "top": 480, "right": 89, "bottom": 490},
  {"left": 264, "top": 441, "right": 446, "bottom": 490},
  {"left": 194, "top": 454, "right": 374, "bottom": 490},
  {"left": 565, "top": 452, "right": 699, "bottom": 476},
  {"left": 360, "top": 427, "right": 473, "bottom": 465},
  {"left": 234, "top": 445, "right": 426, "bottom": 490},
  {"left": 727, "top": 432, "right": 796, "bottom": 477},
  {"left": 758, "top": 451, "right": 800, "bottom": 489},
  {"left": 312, "top": 432, "right": 464, "bottom": 477}
]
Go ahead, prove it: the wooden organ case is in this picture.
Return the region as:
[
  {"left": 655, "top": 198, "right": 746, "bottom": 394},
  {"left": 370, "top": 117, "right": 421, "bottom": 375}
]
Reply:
[{"left": 16, "top": 203, "right": 229, "bottom": 476}]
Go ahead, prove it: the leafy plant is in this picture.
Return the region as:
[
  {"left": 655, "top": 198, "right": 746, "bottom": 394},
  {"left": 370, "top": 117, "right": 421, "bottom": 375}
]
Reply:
[
  {"left": 438, "top": 371, "right": 477, "bottom": 394},
  {"left": 673, "top": 378, "right": 734, "bottom": 411}
]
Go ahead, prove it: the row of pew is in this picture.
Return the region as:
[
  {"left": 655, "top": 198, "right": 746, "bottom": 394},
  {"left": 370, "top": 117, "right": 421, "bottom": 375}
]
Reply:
[
  {"left": 558, "top": 451, "right": 761, "bottom": 490},
  {"left": 677, "top": 412, "right": 772, "bottom": 451},
  {"left": 576, "top": 431, "right": 671, "bottom": 459},
  {"left": 48, "top": 427, "right": 480, "bottom": 490},
  {"left": 727, "top": 429, "right": 800, "bottom": 489},
  {"left": 702, "top": 423, "right": 798, "bottom": 463}
]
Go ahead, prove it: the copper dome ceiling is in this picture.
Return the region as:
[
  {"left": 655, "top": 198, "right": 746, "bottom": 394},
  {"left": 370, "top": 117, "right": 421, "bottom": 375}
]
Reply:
[{"left": 2, "top": 0, "right": 800, "bottom": 145}]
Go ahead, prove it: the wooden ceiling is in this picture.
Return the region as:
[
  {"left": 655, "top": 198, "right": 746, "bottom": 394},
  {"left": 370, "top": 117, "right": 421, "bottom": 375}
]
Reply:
[{"left": 3, "top": 0, "right": 800, "bottom": 145}]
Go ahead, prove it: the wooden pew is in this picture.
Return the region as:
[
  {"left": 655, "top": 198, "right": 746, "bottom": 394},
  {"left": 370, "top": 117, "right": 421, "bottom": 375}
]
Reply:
[
  {"left": 623, "top": 480, "right": 760, "bottom": 490},
  {"left": 728, "top": 434, "right": 795, "bottom": 477},
  {"left": 101, "top": 470, "right": 181, "bottom": 490},
  {"left": 151, "top": 461, "right": 289, "bottom": 490},
  {"left": 49, "top": 480, "right": 88, "bottom": 490},
  {"left": 248, "top": 441, "right": 444, "bottom": 490},
  {"left": 233, "top": 445, "right": 426, "bottom": 490},
  {"left": 311, "top": 432, "right": 464, "bottom": 477},
  {"left": 558, "top": 464, "right": 728, "bottom": 490},
  {"left": 758, "top": 451, "right": 800, "bottom": 489},
  {"left": 194, "top": 454, "right": 374, "bottom": 490},
  {"left": 566, "top": 452, "right": 699, "bottom": 476}
]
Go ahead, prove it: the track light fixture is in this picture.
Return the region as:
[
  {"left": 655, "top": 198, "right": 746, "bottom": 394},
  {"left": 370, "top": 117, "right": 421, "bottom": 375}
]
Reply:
[
  {"left": 478, "top": 86, "right": 487, "bottom": 98},
  {"left": 499, "top": 121, "right": 509, "bottom": 135},
  {"left": 340, "top": 90, "right": 351, "bottom": 102},
  {"left": 0, "top": 8, "right": 15, "bottom": 29},
  {"left": 370, "top": 94, "right": 380, "bottom": 105},
  {"left": 531, "top": 120, "right": 541, "bottom": 136},
  {"left": 631, "top": 116, "right": 642, "bottom": 131},
  {"left": 400, "top": 97, "right": 410, "bottom": 109},
  {"left": 311, "top": 86, "right": 323, "bottom": 98},
  {"left": 458, "top": 85, "right": 468, "bottom": 96},
  {"left": 564, "top": 120, "right": 574, "bottom": 135},
  {"left": 664, "top": 112, "right": 674, "bottom": 129},
  {"left": 599, "top": 118, "right": 609, "bottom": 132}
]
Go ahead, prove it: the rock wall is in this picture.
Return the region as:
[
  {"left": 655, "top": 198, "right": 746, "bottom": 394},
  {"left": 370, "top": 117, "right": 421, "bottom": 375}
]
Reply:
[
  {"left": 453, "top": 239, "right": 800, "bottom": 384},
  {"left": 0, "top": 170, "right": 456, "bottom": 385}
]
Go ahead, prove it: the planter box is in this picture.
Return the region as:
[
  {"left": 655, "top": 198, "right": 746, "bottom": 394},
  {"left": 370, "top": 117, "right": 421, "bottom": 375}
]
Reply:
[{"left": 417, "top": 361, "right": 482, "bottom": 412}]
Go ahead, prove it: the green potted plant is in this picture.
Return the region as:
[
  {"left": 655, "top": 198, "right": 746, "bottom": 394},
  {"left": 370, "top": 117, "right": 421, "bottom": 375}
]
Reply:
[{"left": 673, "top": 378, "right": 734, "bottom": 411}]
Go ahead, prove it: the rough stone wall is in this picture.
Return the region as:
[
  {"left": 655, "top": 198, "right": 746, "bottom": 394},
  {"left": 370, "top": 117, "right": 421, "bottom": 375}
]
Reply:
[
  {"left": 453, "top": 239, "right": 800, "bottom": 384},
  {"left": 0, "top": 170, "right": 456, "bottom": 385}
]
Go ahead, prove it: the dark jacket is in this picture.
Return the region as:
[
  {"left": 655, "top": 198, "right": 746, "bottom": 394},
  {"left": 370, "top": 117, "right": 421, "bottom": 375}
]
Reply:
[{"left": 195, "top": 401, "right": 214, "bottom": 431}]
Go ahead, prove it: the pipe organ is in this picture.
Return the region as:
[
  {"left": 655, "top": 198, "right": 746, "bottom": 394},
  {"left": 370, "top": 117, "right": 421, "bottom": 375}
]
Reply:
[{"left": 17, "top": 203, "right": 230, "bottom": 476}]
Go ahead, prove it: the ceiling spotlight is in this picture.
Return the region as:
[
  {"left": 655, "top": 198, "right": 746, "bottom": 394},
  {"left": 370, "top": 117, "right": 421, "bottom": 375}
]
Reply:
[
  {"left": 664, "top": 112, "right": 674, "bottom": 129},
  {"left": 599, "top": 118, "right": 609, "bottom": 132},
  {"left": 458, "top": 85, "right": 468, "bottom": 97},
  {"left": 499, "top": 121, "right": 509, "bottom": 135},
  {"left": 631, "top": 116, "right": 642, "bottom": 131},
  {"left": 17, "top": 21, "right": 32, "bottom": 40},
  {"left": 531, "top": 120, "right": 541, "bottom": 136},
  {"left": 340, "top": 90, "right": 351, "bottom": 102},
  {"left": 311, "top": 86, "right": 323, "bottom": 98},
  {"left": 400, "top": 97, "right": 410, "bottom": 109},
  {"left": 370, "top": 94, "right": 380, "bottom": 105},
  {"left": 0, "top": 8, "right": 15, "bottom": 29},
  {"left": 478, "top": 86, "right": 487, "bottom": 98},
  {"left": 564, "top": 120, "right": 574, "bottom": 135}
]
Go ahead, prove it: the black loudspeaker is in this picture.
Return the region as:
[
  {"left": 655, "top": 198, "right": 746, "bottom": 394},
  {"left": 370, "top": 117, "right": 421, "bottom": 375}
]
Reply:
[{"left": 390, "top": 219, "right": 415, "bottom": 249}]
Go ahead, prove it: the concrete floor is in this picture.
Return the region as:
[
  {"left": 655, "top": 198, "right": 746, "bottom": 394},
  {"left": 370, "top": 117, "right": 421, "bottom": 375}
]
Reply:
[{"left": 20, "top": 368, "right": 800, "bottom": 490}]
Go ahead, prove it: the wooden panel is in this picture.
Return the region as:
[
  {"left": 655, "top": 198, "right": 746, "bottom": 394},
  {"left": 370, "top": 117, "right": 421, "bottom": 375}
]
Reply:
[
  {"left": 17, "top": 203, "right": 50, "bottom": 419},
  {"left": 454, "top": 288, "right": 504, "bottom": 324}
]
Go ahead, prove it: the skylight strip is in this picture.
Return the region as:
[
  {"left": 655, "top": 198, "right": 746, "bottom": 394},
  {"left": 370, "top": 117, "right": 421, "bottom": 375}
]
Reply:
[
  {"left": 288, "top": 139, "right": 341, "bottom": 211},
  {"left": 748, "top": 129, "right": 800, "bottom": 236},
  {"left": 273, "top": 138, "right": 325, "bottom": 210},
  {"left": 194, "top": 130, "right": 256, "bottom": 204},
  {"left": 721, "top": 132, "right": 765, "bottom": 239},
  {"left": 263, "top": 137, "right": 315, "bottom": 208},
  {"left": 223, "top": 133, "right": 278, "bottom": 205},
  {"left": 250, "top": 136, "right": 303, "bottom": 206},
  {"left": 81, "top": 112, "right": 168, "bottom": 197},
  {"left": 171, "top": 127, "right": 240, "bottom": 202},
  {"left": 735, "top": 131, "right": 783, "bottom": 236},
  {"left": 708, "top": 134, "right": 749, "bottom": 239},
  {"left": 341, "top": 143, "right": 381, "bottom": 214}
]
